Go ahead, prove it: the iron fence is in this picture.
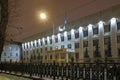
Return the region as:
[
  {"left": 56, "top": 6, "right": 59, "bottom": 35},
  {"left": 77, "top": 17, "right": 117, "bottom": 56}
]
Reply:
[{"left": 0, "top": 62, "right": 120, "bottom": 80}]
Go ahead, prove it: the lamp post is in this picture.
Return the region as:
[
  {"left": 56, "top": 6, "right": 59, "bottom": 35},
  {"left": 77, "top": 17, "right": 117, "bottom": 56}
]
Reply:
[{"left": 40, "top": 12, "right": 55, "bottom": 63}]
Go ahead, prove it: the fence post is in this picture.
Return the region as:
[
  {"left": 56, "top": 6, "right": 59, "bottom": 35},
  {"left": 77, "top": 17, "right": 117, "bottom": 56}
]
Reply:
[
  {"left": 61, "top": 63, "right": 64, "bottom": 80},
  {"left": 90, "top": 63, "right": 92, "bottom": 80},
  {"left": 104, "top": 62, "right": 107, "bottom": 80},
  {"left": 71, "top": 62, "right": 74, "bottom": 80},
  {"left": 83, "top": 63, "right": 86, "bottom": 80},
  {"left": 53, "top": 61, "right": 55, "bottom": 80}
]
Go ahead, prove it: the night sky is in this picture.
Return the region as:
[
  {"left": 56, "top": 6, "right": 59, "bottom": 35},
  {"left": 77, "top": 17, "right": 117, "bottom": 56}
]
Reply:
[{"left": 6, "top": 0, "right": 120, "bottom": 42}]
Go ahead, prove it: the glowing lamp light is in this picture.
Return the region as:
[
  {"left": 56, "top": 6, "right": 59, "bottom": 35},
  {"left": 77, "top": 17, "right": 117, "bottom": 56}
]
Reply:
[{"left": 40, "top": 13, "right": 47, "bottom": 20}]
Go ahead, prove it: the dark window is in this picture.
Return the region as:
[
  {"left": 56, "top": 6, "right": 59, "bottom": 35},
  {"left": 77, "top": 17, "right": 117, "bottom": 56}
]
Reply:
[
  {"left": 55, "top": 37, "right": 58, "bottom": 43},
  {"left": 4, "top": 59, "right": 6, "bottom": 62},
  {"left": 33, "top": 50, "right": 35, "bottom": 54},
  {"left": 24, "top": 45, "right": 25, "bottom": 49},
  {"left": 45, "top": 47, "right": 47, "bottom": 51},
  {"left": 45, "top": 40, "right": 47, "bottom": 45},
  {"left": 61, "top": 55, "right": 65, "bottom": 59},
  {"left": 75, "top": 53, "right": 79, "bottom": 60},
  {"left": 16, "top": 53, "right": 18, "bottom": 56},
  {"left": 10, "top": 53, "right": 12, "bottom": 56},
  {"left": 41, "top": 56, "right": 43, "bottom": 60},
  {"left": 27, "top": 44, "right": 28, "bottom": 49},
  {"left": 16, "top": 47, "right": 18, "bottom": 50},
  {"left": 29, "top": 44, "right": 31, "bottom": 48},
  {"left": 105, "top": 50, "right": 112, "bottom": 57},
  {"left": 93, "top": 27, "right": 98, "bottom": 35},
  {"left": 10, "top": 59, "right": 12, "bottom": 62},
  {"left": 24, "top": 51, "right": 25, "bottom": 55},
  {"left": 75, "top": 43, "right": 79, "bottom": 48},
  {"left": 50, "top": 39, "right": 52, "bottom": 44},
  {"left": 45, "top": 55, "right": 47, "bottom": 60},
  {"left": 41, "top": 41, "right": 43, "bottom": 46},
  {"left": 4, "top": 53, "right": 6, "bottom": 56},
  {"left": 104, "top": 37, "right": 110, "bottom": 45},
  {"left": 75, "top": 32, "right": 79, "bottom": 39},
  {"left": 83, "top": 41, "right": 88, "bottom": 47},
  {"left": 117, "top": 35, "right": 120, "bottom": 43},
  {"left": 50, "top": 46, "right": 52, "bottom": 50},
  {"left": 50, "top": 55, "right": 52, "bottom": 59},
  {"left": 83, "top": 30, "right": 88, "bottom": 37},
  {"left": 33, "top": 43, "right": 35, "bottom": 47},
  {"left": 41, "top": 48, "right": 43, "bottom": 53},
  {"left": 61, "top": 36, "right": 64, "bottom": 41},
  {"left": 26, "top": 51, "right": 28, "bottom": 55},
  {"left": 67, "top": 34, "right": 71, "bottom": 40},
  {"left": 93, "top": 39, "right": 99, "bottom": 46},
  {"left": 117, "top": 22, "right": 120, "bottom": 30},
  {"left": 84, "top": 48, "right": 89, "bottom": 58},
  {"left": 104, "top": 24, "right": 110, "bottom": 33},
  {"left": 61, "top": 45, "right": 64, "bottom": 48},
  {"left": 68, "top": 44, "right": 71, "bottom": 49},
  {"left": 36, "top": 41, "right": 39, "bottom": 47},
  {"left": 36, "top": 49, "right": 39, "bottom": 53},
  {"left": 118, "top": 48, "right": 120, "bottom": 56}
]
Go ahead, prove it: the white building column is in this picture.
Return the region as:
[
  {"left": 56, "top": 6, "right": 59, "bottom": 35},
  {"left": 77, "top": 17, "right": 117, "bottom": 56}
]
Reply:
[
  {"left": 110, "top": 18, "right": 118, "bottom": 58},
  {"left": 79, "top": 27, "right": 84, "bottom": 62},
  {"left": 88, "top": 24, "right": 93, "bottom": 62},
  {"left": 98, "top": 21, "right": 105, "bottom": 59}
]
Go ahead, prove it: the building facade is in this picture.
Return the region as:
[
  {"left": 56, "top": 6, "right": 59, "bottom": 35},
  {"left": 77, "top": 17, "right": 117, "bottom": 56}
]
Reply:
[
  {"left": 22, "top": 17, "right": 120, "bottom": 63},
  {"left": 1, "top": 42, "right": 21, "bottom": 62}
]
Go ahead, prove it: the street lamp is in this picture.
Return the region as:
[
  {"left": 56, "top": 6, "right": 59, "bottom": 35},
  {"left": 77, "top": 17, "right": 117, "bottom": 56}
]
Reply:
[
  {"left": 40, "top": 12, "right": 55, "bottom": 63},
  {"left": 40, "top": 13, "right": 47, "bottom": 20}
]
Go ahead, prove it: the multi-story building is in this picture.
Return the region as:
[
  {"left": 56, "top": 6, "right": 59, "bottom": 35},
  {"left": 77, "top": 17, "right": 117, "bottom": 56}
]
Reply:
[
  {"left": 22, "top": 5, "right": 120, "bottom": 63},
  {"left": 1, "top": 42, "right": 22, "bottom": 62},
  {"left": 22, "top": 18, "right": 120, "bottom": 63}
]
